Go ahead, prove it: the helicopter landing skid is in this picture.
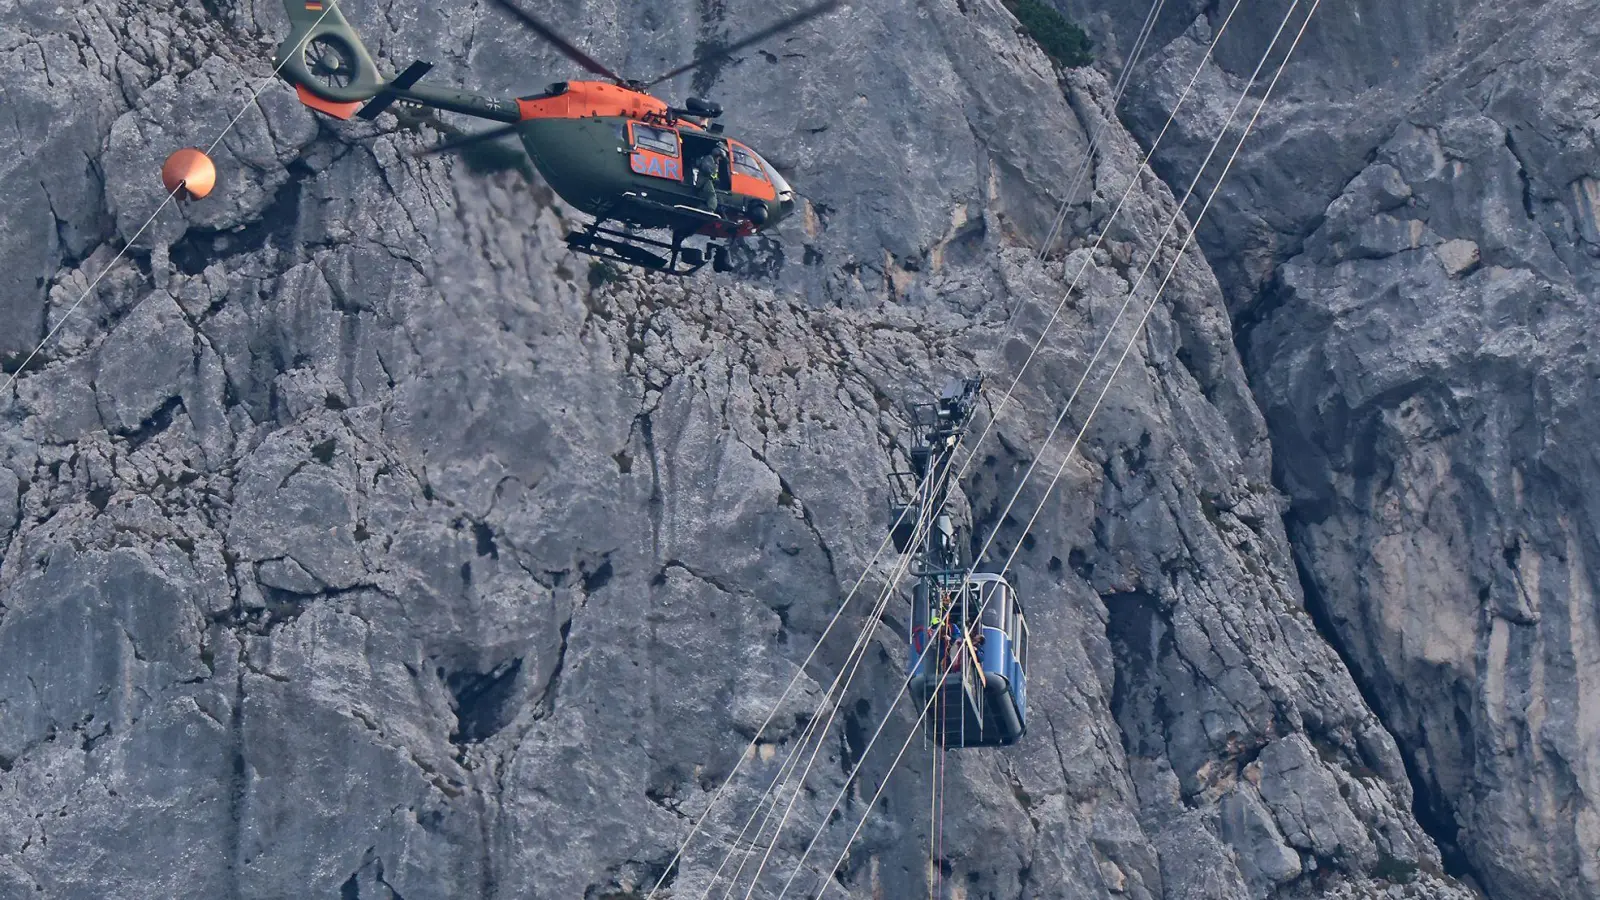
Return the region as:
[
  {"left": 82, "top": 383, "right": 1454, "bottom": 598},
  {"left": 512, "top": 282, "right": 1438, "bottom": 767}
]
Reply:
[{"left": 565, "top": 224, "right": 712, "bottom": 277}]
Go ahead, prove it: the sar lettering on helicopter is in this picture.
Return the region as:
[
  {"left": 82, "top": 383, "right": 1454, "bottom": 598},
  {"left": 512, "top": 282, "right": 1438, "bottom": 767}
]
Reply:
[{"left": 273, "top": 0, "right": 842, "bottom": 275}]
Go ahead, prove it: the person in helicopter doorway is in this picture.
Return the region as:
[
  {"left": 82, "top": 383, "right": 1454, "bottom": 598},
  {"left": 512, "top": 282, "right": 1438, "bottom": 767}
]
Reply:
[{"left": 695, "top": 143, "right": 729, "bottom": 215}]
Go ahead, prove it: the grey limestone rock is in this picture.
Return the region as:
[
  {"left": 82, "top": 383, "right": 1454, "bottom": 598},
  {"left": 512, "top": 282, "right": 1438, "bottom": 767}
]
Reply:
[
  {"left": 1057, "top": 0, "right": 1600, "bottom": 895},
  {"left": 1220, "top": 786, "right": 1302, "bottom": 896},
  {"left": 0, "top": 0, "right": 1529, "bottom": 898}
]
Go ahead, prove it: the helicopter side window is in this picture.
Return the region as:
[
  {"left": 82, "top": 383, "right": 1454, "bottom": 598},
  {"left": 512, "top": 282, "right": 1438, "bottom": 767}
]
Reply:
[
  {"left": 630, "top": 122, "right": 680, "bottom": 157},
  {"left": 730, "top": 146, "right": 766, "bottom": 180}
]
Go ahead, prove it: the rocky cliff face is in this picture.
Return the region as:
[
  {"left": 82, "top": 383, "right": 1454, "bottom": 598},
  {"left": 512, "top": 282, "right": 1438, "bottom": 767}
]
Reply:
[
  {"left": 1078, "top": 1, "right": 1600, "bottom": 898},
  {"left": 0, "top": 0, "right": 1577, "bottom": 898}
]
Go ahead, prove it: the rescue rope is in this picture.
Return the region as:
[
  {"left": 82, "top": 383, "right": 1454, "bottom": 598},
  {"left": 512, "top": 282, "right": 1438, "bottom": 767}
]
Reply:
[
  {"left": 928, "top": 727, "right": 939, "bottom": 900},
  {"left": 0, "top": 1, "right": 344, "bottom": 402},
  {"left": 936, "top": 723, "right": 947, "bottom": 898},
  {"left": 771, "top": 2, "right": 1321, "bottom": 893}
]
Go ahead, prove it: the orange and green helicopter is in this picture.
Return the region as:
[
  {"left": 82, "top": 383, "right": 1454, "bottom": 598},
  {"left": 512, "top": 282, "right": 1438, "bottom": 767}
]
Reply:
[{"left": 275, "top": 0, "right": 841, "bottom": 274}]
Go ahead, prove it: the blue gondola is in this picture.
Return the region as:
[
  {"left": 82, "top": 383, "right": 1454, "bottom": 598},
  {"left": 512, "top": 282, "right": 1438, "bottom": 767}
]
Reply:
[
  {"left": 908, "top": 573, "right": 1028, "bottom": 748},
  {"left": 889, "top": 376, "right": 1028, "bottom": 748}
]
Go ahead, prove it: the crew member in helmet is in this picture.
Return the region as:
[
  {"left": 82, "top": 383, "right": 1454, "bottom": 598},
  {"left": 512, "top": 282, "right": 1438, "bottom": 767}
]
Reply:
[{"left": 696, "top": 144, "right": 728, "bottom": 214}]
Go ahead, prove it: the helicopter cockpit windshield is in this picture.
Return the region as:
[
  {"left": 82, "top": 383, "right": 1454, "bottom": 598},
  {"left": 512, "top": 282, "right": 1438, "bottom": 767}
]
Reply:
[{"left": 754, "top": 152, "right": 795, "bottom": 213}]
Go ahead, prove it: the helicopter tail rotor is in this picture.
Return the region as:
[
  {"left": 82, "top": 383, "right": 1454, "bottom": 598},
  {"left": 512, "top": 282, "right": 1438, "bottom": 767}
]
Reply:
[{"left": 274, "top": 0, "right": 386, "bottom": 115}]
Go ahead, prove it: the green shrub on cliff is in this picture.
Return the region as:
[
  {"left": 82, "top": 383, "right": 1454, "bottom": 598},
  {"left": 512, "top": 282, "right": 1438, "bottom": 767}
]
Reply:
[{"left": 1003, "top": 0, "right": 1094, "bottom": 68}]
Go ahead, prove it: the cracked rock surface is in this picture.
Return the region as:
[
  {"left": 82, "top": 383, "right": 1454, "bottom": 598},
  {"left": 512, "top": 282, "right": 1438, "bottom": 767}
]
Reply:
[
  {"left": 0, "top": 0, "right": 1549, "bottom": 897},
  {"left": 1076, "top": 0, "right": 1600, "bottom": 897}
]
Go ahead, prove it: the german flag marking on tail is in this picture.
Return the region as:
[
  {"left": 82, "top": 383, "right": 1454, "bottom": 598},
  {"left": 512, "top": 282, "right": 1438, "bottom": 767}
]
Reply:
[{"left": 305, "top": 1, "right": 323, "bottom": 10}]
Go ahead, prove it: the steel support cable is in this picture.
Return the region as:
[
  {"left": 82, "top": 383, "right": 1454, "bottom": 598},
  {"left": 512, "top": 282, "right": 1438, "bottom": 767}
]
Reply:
[
  {"left": 958, "top": 0, "right": 1300, "bottom": 595},
  {"left": 0, "top": 1, "right": 345, "bottom": 401},
  {"left": 720, "top": 550, "right": 908, "bottom": 900},
  {"left": 703, "top": 454, "right": 954, "bottom": 897},
  {"left": 1015, "top": 0, "right": 1169, "bottom": 399},
  {"left": 947, "top": 0, "right": 1247, "bottom": 537},
  {"left": 770, "top": 630, "right": 965, "bottom": 898},
  {"left": 1035, "top": 0, "right": 1168, "bottom": 261},
  {"left": 656, "top": 438, "right": 953, "bottom": 890},
  {"left": 704, "top": 549, "right": 916, "bottom": 900},
  {"left": 661, "top": 2, "right": 1237, "bottom": 891},
  {"left": 724, "top": 447, "right": 964, "bottom": 900},
  {"left": 764, "top": 1, "right": 1270, "bottom": 877},
  {"left": 753, "top": 25, "right": 1257, "bottom": 872},
  {"left": 1034, "top": 0, "right": 1161, "bottom": 260},
  {"left": 708, "top": 494, "right": 941, "bottom": 900},
  {"left": 651, "top": 455, "right": 950, "bottom": 899},
  {"left": 721, "top": 27, "right": 1252, "bottom": 838},
  {"left": 995, "top": 0, "right": 1324, "bottom": 614},
  {"left": 772, "top": 2, "right": 1315, "bottom": 893},
  {"left": 658, "top": 7, "right": 1243, "bottom": 886},
  {"left": 710, "top": 453, "right": 955, "bottom": 898},
  {"left": 811, "top": 7, "right": 1321, "bottom": 888}
]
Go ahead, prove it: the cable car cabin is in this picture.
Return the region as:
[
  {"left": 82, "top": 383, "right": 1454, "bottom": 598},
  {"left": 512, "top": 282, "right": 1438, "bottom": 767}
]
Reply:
[{"left": 908, "top": 573, "right": 1028, "bottom": 748}]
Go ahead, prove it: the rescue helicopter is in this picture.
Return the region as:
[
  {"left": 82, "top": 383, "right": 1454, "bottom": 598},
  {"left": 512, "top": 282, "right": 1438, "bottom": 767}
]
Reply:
[{"left": 274, "top": 0, "right": 842, "bottom": 275}]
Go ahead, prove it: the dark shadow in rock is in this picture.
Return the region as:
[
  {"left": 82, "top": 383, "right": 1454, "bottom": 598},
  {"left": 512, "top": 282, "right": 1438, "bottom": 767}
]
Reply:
[
  {"left": 169, "top": 159, "right": 314, "bottom": 276},
  {"left": 1286, "top": 532, "right": 1484, "bottom": 889},
  {"left": 445, "top": 658, "right": 523, "bottom": 744}
]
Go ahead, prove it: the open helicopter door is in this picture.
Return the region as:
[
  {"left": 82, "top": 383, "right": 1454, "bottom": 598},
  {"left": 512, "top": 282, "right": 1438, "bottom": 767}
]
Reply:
[{"left": 681, "top": 134, "right": 732, "bottom": 193}]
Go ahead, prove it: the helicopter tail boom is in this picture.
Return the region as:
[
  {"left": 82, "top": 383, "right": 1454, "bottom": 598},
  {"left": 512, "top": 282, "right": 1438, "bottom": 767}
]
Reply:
[{"left": 276, "top": 1, "right": 522, "bottom": 125}]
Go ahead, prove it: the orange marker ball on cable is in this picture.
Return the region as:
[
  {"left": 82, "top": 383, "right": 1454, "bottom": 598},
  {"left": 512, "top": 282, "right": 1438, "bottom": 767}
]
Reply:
[{"left": 160, "top": 148, "right": 217, "bottom": 200}]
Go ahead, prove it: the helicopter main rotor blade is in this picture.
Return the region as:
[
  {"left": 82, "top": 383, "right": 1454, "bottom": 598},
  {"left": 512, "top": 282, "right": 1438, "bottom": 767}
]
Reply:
[
  {"left": 486, "top": 0, "right": 628, "bottom": 84},
  {"left": 413, "top": 123, "right": 522, "bottom": 156},
  {"left": 643, "top": 0, "right": 845, "bottom": 89}
]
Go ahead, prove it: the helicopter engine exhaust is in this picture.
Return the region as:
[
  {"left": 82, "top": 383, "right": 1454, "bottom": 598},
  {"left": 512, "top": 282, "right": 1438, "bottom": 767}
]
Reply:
[{"left": 685, "top": 97, "right": 723, "bottom": 118}]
